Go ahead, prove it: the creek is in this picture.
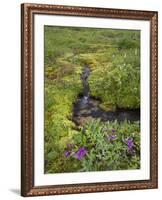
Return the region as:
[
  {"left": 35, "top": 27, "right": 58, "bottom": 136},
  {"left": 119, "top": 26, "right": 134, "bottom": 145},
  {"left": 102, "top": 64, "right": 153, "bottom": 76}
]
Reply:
[{"left": 72, "top": 65, "right": 140, "bottom": 126}]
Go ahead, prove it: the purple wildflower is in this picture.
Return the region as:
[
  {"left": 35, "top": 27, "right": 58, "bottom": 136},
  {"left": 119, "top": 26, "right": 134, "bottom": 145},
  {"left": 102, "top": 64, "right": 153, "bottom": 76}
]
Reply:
[
  {"left": 74, "top": 147, "right": 88, "bottom": 160},
  {"left": 107, "top": 134, "right": 117, "bottom": 141},
  {"left": 112, "top": 129, "right": 116, "bottom": 133},
  {"left": 65, "top": 151, "right": 71, "bottom": 158},
  {"left": 125, "top": 138, "right": 134, "bottom": 150}
]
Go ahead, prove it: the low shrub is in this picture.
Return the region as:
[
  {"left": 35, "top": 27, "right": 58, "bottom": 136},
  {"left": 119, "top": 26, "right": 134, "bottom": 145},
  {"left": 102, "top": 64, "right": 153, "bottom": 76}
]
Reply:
[{"left": 63, "top": 119, "right": 140, "bottom": 172}]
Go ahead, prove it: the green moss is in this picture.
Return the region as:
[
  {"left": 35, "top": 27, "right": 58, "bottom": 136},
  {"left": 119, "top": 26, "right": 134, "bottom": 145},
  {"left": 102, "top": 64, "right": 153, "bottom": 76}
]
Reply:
[
  {"left": 44, "top": 26, "right": 140, "bottom": 173},
  {"left": 99, "top": 102, "right": 116, "bottom": 111}
]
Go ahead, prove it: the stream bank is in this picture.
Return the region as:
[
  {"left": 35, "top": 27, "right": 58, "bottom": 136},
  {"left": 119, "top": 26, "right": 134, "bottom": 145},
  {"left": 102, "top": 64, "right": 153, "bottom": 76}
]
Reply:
[{"left": 72, "top": 65, "right": 140, "bottom": 126}]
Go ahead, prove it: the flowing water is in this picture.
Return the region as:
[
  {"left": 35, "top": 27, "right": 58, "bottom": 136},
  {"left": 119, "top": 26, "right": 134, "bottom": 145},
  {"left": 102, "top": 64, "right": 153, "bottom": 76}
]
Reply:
[{"left": 72, "top": 65, "right": 140, "bottom": 126}]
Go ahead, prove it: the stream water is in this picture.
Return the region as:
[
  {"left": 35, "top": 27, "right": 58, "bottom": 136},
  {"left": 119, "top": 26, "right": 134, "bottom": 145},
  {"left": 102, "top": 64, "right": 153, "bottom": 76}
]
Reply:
[{"left": 72, "top": 66, "right": 140, "bottom": 126}]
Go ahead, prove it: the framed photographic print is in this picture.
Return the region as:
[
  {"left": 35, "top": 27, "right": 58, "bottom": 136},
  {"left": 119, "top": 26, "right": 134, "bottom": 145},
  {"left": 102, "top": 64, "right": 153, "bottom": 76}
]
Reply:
[{"left": 21, "top": 3, "right": 158, "bottom": 197}]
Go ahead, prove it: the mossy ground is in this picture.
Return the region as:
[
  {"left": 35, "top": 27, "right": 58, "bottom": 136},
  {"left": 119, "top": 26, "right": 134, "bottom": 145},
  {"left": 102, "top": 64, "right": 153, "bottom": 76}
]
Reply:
[{"left": 44, "top": 26, "right": 140, "bottom": 173}]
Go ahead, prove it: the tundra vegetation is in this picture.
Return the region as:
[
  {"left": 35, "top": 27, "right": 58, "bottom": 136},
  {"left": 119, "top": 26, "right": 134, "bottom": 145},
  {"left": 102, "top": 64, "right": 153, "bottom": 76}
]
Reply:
[{"left": 44, "top": 26, "right": 140, "bottom": 173}]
